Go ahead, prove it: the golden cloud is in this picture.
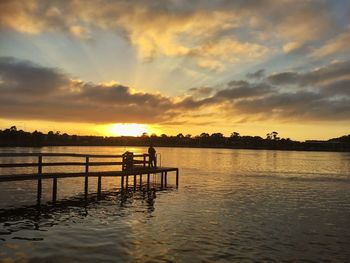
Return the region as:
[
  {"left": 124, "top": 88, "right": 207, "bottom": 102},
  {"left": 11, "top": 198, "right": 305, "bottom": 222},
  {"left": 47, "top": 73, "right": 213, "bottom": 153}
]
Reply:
[
  {"left": 0, "top": 0, "right": 339, "bottom": 71},
  {"left": 312, "top": 28, "right": 350, "bottom": 58}
]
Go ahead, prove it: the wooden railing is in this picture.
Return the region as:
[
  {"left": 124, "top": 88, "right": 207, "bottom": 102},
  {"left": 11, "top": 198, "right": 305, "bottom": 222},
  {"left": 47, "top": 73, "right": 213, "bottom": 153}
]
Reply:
[{"left": 0, "top": 152, "right": 149, "bottom": 168}]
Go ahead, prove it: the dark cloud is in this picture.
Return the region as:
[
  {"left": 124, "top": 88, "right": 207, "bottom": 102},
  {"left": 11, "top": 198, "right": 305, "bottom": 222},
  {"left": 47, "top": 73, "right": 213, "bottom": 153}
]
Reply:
[
  {"left": 1, "top": 57, "right": 349, "bottom": 125},
  {"left": 267, "top": 60, "right": 350, "bottom": 87},
  {"left": 227, "top": 80, "right": 249, "bottom": 87},
  {"left": 267, "top": 72, "right": 299, "bottom": 85},
  {"left": 233, "top": 92, "right": 350, "bottom": 121},
  {"left": 188, "top": 87, "right": 215, "bottom": 97},
  {"left": 176, "top": 97, "right": 218, "bottom": 109},
  {"left": 177, "top": 60, "right": 350, "bottom": 122},
  {"left": 0, "top": 57, "right": 177, "bottom": 123},
  {"left": 246, "top": 69, "right": 265, "bottom": 79},
  {"left": 321, "top": 79, "right": 350, "bottom": 96},
  {"left": 216, "top": 82, "right": 273, "bottom": 99},
  {"left": 0, "top": 57, "right": 67, "bottom": 96}
]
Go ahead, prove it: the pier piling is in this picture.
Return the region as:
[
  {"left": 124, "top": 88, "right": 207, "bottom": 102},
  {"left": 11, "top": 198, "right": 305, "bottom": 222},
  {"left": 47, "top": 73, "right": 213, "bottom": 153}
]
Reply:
[
  {"left": 52, "top": 177, "right": 57, "bottom": 203},
  {"left": 37, "top": 155, "right": 42, "bottom": 205},
  {"left": 85, "top": 157, "right": 89, "bottom": 197}
]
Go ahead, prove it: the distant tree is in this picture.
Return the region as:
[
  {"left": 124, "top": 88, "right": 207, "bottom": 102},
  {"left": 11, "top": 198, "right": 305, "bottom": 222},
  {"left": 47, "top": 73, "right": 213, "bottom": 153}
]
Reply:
[
  {"left": 230, "top": 132, "right": 240, "bottom": 138},
  {"left": 176, "top": 133, "right": 184, "bottom": 138},
  {"left": 200, "top": 132, "right": 209, "bottom": 138},
  {"left": 211, "top": 133, "right": 224, "bottom": 138},
  {"left": 271, "top": 131, "right": 279, "bottom": 140},
  {"left": 210, "top": 133, "right": 225, "bottom": 145}
]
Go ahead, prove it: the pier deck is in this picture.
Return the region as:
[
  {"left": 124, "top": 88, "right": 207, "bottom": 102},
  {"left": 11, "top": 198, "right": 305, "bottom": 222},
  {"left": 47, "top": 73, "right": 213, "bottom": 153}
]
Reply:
[
  {"left": 0, "top": 167, "right": 179, "bottom": 182},
  {"left": 0, "top": 152, "right": 179, "bottom": 204}
]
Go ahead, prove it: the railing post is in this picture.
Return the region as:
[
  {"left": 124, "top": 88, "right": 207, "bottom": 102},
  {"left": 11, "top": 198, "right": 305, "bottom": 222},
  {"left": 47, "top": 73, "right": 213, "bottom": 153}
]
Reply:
[
  {"left": 85, "top": 157, "right": 89, "bottom": 197},
  {"left": 37, "top": 155, "right": 42, "bottom": 205},
  {"left": 143, "top": 154, "right": 146, "bottom": 167}
]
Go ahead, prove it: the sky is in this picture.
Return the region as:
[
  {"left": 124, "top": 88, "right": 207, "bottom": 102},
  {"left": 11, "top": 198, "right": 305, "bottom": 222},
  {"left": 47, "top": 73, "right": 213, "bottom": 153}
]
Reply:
[{"left": 0, "top": 0, "right": 350, "bottom": 140}]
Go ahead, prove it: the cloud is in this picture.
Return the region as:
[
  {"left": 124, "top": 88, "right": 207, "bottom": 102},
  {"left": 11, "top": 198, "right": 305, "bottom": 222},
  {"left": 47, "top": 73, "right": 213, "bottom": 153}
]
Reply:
[
  {"left": 268, "top": 72, "right": 300, "bottom": 86},
  {"left": 176, "top": 60, "right": 350, "bottom": 122},
  {"left": 0, "top": 57, "right": 177, "bottom": 123},
  {"left": 246, "top": 69, "right": 265, "bottom": 79},
  {"left": 267, "top": 60, "right": 350, "bottom": 89},
  {"left": 272, "top": 1, "right": 333, "bottom": 43},
  {"left": 188, "top": 87, "right": 215, "bottom": 97},
  {"left": 188, "top": 38, "right": 268, "bottom": 70},
  {"left": 312, "top": 28, "right": 350, "bottom": 58},
  {"left": 232, "top": 91, "right": 350, "bottom": 121},
  {"left": 1, "top": 57, "right": 349, "bottom": 125},
  {"left": 0, "top": 56, "right": 67, "bottom": 96},
  {"left": 282, "top": 42, "right": 302, "bottom": 53},
  {"left": 0, "top": 0, "right": 339, "bottom": 70},
  {"left": 215, "top": 82, "right": 273, "bottom": 99}
]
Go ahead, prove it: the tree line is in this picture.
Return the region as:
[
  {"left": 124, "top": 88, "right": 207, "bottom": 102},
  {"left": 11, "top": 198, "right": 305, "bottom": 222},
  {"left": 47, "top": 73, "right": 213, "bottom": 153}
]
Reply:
[{"left": 0, "top": 126, "right": 349, "bottom": 152}]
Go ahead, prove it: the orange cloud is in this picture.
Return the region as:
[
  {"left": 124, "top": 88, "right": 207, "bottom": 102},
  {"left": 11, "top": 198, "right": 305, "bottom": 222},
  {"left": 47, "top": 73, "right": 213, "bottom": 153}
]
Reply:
[{"left": 312, "top": 28, "right": 350, "bottom": 58}]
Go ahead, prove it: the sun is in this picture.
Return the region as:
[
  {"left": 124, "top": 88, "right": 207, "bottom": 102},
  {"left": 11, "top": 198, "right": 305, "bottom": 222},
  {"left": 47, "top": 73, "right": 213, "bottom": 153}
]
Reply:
[{"left": 107, "top": 123, "right": 149, "bottom": 136}]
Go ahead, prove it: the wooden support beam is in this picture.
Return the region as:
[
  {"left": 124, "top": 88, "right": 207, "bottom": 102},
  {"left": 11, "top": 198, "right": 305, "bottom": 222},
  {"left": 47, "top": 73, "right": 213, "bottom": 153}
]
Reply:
[
  {"left": 52, "top": 177, "right": 57, "bottom": 203},
  {"left": 139, "top": 174, "right": 142, "bottom": 188},
  {"left": 133, "top": 175, "right": 137, "bottom": 191},
  {"left": 165, "top": 171, "right": 168, "bottom": 188},
  {"left": 121, "top": 175, "right": 124, "bottom": 189},
  {"left": 147, "top": 173, "right": 150, "bottom": 189},
  {"left": 37, "top": 155, "right": 42, "bottom": 205},
  {"left": 85, "top": 157, "right": 89, "bottom": 197},
  {"left": 176, "top": 169, "right": 179, "bottom": 188},
  {"left": 126, "top": 175, "right": 129, "bottom": 189},
  {"left": 160, "top": 172, "right": 164, "bottom": 189},
  {"left": 97, "top": 176, "right": 102, "bottom": 197}
]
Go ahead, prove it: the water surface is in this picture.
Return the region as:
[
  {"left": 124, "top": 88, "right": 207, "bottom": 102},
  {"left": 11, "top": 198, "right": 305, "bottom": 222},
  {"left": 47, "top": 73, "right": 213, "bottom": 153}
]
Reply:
[{"left": 0, "top": 147, "right": 349, "bottom": 262}]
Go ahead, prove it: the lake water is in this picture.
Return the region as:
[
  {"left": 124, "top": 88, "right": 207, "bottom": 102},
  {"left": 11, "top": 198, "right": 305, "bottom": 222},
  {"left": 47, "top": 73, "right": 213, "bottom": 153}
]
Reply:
[{"left": 0, "top": 147, "right": 349, "bottom": 262}]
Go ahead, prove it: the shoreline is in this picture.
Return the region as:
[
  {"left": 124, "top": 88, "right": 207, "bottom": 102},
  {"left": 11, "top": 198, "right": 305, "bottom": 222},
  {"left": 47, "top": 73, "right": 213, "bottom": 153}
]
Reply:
[{"left": 0, "top": 144, "right": 349, "bottom": 153}]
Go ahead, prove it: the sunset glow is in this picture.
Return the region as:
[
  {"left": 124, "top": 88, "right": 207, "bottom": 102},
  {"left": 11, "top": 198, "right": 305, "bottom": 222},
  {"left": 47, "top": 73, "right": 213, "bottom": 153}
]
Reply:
[{"left": 106, "top": 124, "right": 149, "bottom": 137}]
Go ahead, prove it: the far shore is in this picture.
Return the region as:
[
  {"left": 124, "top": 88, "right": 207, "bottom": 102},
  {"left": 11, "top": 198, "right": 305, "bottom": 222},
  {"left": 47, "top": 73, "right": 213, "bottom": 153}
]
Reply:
[
  {"left": 1, "top": 126, "right": 349, "bottom": 153},
  {"left": 1, "top": 143, "right": 349, "bottom": 153}
]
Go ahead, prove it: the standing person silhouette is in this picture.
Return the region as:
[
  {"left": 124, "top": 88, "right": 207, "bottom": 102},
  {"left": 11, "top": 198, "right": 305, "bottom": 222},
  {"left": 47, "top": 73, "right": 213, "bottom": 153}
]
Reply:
[{"left": 148, "top": 145, "right": 157, "bottom": 168}]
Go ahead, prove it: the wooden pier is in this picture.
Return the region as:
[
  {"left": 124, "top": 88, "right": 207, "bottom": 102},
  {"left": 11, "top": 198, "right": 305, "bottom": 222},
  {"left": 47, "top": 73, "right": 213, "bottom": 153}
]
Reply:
[{"left": 0, "top": 152, "right": 179, "bottom": 204}]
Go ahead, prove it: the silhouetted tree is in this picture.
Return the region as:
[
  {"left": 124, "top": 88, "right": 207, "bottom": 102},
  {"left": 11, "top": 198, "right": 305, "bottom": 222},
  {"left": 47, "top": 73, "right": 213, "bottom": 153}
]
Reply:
[{"left": 230, "top": 132, "right": 240, "bottom": 138}]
